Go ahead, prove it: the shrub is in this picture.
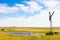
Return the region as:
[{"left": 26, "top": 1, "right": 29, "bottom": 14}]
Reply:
[
  {"left": 45, "top": 31, "right": 53, "bottom": 35},
  {"left": 54, "top": 32, "right": 59, "bottom": 34}
]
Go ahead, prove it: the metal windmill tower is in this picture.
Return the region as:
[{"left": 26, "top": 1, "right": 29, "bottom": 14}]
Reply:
[
  {"left": 46, "top": 11, "right": 59, "bottom": 35},
  {"left": 49, "top": 11, "right": 54, "bottom": 32}
]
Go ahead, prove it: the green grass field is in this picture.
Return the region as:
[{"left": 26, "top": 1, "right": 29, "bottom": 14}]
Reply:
[{"left": 0, "top": 27, "right": 60, "bottom": 40}]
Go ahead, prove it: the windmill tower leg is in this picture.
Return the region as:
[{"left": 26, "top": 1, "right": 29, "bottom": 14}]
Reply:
[{"left": 50, "top": 20, "right": 53, "bottom": 33}]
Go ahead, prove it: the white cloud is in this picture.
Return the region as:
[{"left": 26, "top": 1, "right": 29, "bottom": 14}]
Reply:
[
  {"left": 0, "top": 10, "right": 49, "bottom": 27},
  {"left": 52, "top": 9, "right": 60, "bottom": 27},
  {"left": 0, "top": 4, "right": 19, "bottom": 14},
  {"left": 15, "top": 1, "right": 42, "bottom": 14},
  {"left": 0, "top": 1, "right": 42, "bottom": 15},
  {"left": 0, "top": 9, "right": 60, "bottom": 27},
  {"left": 0, "top": 1, "right": 43, "bottom": 27},
  {"left": 42, "top": 0, "right": 60, "bottom": 8}
]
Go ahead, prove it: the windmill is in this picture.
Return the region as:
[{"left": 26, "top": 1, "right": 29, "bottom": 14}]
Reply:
[
  {"left": 49, "top": 11, "right": 54, "bottom": 33},
  {"left": 46, "top": 11, "right": 55, "bottom": 35}
]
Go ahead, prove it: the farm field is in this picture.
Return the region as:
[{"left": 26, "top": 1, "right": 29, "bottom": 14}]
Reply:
[{"left": 0, "top": 27, "right": 60, "bottom": 40}]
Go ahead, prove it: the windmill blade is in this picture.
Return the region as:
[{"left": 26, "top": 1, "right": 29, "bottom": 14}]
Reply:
[
  {"left": 52, "top": 11, "right": 54, "bottom": 16},
  {"left": 49, "top": 12, "right": 51, "bottom": 15}
]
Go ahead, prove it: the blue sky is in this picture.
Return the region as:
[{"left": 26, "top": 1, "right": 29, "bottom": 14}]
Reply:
[
  {"left": 0, "top": 0, "right": 31, "bottom": 18},
  {"left": 0, "top": 0, "right": 47, "bottom": 18},
  {"left": 0, "top": 0, "right": 30, "bottom": 6},
  {"left": 0, "top": 0, "right": 60, "bottom": 27}
]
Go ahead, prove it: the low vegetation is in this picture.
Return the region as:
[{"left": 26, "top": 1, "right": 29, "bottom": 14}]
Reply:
[{"left": 0, "top": 27, "right": 60, "bottom": 40}]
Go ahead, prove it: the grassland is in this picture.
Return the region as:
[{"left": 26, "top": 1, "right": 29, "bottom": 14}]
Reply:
[{"left": 0, "top": 27, "right": 60, "bottom": 40}]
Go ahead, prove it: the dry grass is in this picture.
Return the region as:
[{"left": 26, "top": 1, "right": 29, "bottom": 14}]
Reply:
[{"left": 0, "top": 27, "right": 60, "bottom": 40}]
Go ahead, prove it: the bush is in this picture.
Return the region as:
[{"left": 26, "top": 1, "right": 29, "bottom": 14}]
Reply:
[
  {"left": 45, "top": 31, "right": 53, "bottom": 35},
  {"left": 54, "top": 32, "right": 59, "bottom": 34},
  {"left": 1, "top": 29, "right": 4, "bottom": 31}
]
